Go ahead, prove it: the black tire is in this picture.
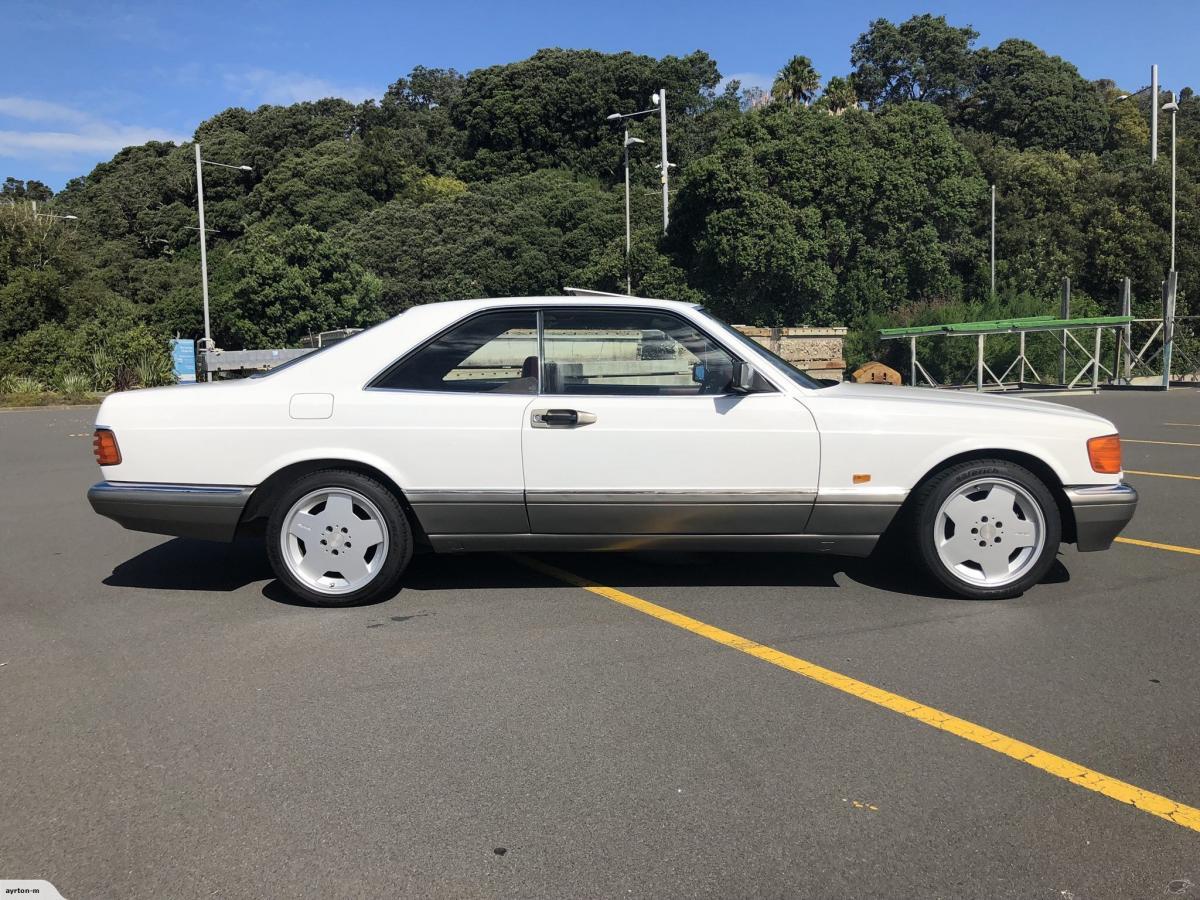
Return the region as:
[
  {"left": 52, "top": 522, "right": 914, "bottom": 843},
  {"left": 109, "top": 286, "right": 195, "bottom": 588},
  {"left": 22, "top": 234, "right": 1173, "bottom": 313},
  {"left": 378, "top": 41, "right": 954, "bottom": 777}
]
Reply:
[
  {"left": 911, "top": 459, "right": 1061, "bottom": 600},
  {"left": 266, "top": 469, "right": 413, "bottom": 607}
]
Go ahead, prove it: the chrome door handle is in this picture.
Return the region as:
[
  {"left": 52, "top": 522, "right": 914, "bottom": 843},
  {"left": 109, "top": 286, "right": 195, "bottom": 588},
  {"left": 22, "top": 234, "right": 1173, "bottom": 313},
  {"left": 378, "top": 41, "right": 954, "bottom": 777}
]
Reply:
[{"left": 531, "top": 408, "right": 597, "bottom": 428}]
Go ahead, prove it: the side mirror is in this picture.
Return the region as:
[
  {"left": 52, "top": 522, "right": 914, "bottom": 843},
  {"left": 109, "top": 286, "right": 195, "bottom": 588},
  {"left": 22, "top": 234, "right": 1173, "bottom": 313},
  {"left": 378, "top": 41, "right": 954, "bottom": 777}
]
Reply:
[{"left": 731, "top": 361, "right": 759, "bottom": 393}]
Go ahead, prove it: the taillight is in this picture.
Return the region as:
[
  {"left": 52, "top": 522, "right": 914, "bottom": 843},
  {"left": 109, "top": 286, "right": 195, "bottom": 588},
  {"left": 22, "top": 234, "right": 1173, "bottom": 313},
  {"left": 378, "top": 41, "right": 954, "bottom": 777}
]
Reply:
[
  {"left": 93, "top": 428, "right": 122, "bottom": 466},
  {"left": 1087, "top": 434, "right": 1122, "bottom": 474}
]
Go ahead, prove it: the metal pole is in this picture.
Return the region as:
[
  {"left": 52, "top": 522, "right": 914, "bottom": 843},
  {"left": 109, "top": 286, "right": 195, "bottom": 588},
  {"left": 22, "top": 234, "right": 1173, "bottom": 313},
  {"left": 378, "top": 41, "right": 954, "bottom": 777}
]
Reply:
[
  {"left": 990, "top": 184, "right": 996, "bottom": 297},
  {"left": 1092, "top": 326, "right": 1101, "bottom": 391},
  {"left": 977, "top": 333, "right": 984, "bottom": 392},
  {"left": 1162, "top": 270, "right": 1177, "bottom": 390},
  {"left": 624, "top": 127, "right": 632, "bottom": 295},
  {"left": 658, "top": 88, "right": 669, "bottom": 234},
  {"left": 1019, "top": 331, "right": 1026, "bottom": 385},
  {"left": 1059, "top": 277, "right": 1070, "bottom": 385},
  {"left": 910, "top": 336, "right": 916, "bottom": 386},
  {"left": 195, "top": 143, "right": 213, "bottom": 382},
  {"left": 1121, "top": 277, "right": 1132, "bottom": 382},
  {"left": 1170, "top": 94, "right": 1177, "bottom": 273},
  {"left": 1151, "top": 65, "right": 1159, "bottom": 164}
]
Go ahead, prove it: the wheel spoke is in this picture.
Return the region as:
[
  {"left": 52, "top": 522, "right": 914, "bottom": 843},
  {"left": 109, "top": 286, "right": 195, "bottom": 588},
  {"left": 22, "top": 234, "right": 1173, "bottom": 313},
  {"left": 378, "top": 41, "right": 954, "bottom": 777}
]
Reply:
[
  {"left": 287, "top": 510, "right": 322, "bottom": 540},
  {"left": 978, "top": 549, "right": 1011, "bottom": 581},
  {"left": 1006, "top": 520, "right": 1037, "bottom": 549},
  {"left": 353, "top": 518, "right": 384, "bottom": 548},
  {"left": 334, "top": 552, "right": 369, "bottom": 584},
  {"left": 941, "top": 492, "right": 979, "bottom": 526},
  {"left": 324, "top": 492, "right": 354, "bottom": 523},
  {"left": 297, "top": 547, "right": 331, "bottom": 581},
  {"left": 984, "top": 484, "right": 1018, "bottom": 520},
  {"left": 938, "top": 532, "right": 978, "bottom": 566}
]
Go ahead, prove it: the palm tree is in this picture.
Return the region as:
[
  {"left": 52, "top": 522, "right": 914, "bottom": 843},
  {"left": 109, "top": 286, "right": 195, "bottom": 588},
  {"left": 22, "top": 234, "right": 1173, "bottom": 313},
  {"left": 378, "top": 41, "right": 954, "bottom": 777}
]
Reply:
[
  {"left": 817, "top": 76, "right": 858, "bottom": 115},
  {"left": 771, "top": 55, "right": 821, "bottom": 106}
]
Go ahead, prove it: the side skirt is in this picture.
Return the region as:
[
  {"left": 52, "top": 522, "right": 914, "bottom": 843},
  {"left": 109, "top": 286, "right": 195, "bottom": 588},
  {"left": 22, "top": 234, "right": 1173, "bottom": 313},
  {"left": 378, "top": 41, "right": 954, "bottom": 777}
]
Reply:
[{"left": 427, "top": 533, "right": 879, "bottom": 557}]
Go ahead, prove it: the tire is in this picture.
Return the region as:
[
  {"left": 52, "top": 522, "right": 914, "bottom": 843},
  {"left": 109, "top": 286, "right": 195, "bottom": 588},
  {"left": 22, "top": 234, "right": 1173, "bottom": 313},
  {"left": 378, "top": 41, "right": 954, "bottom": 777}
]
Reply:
[
  {"left": 266, "top": 469, "right": 413, "bottom": 607},
  {"left": 912, "top": 459, "right": 1061, "bottom": 600}
]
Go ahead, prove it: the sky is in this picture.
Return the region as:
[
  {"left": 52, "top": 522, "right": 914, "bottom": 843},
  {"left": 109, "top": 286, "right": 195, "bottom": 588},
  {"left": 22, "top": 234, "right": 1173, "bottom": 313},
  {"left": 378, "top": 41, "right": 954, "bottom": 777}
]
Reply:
[{"left": 4, "top": 0, "right": 1199, "bottom": 189}]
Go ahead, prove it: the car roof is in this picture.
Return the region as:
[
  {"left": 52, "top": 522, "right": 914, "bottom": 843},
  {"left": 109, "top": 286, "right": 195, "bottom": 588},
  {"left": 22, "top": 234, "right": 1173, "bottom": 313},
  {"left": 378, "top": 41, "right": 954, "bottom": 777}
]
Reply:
[{"left": 412, "top": 295, "right": 702, "bottom": 314}]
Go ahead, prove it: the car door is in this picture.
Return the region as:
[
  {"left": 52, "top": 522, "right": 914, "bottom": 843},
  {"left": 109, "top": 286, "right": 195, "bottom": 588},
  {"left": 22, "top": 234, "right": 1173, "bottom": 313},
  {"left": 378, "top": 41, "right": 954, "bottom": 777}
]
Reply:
[
  {"left": 357, "top": 308, "right": 540, "bottom": 535},
  {"left": 521, "top": 307, "right": 820, "bottom": 535}
]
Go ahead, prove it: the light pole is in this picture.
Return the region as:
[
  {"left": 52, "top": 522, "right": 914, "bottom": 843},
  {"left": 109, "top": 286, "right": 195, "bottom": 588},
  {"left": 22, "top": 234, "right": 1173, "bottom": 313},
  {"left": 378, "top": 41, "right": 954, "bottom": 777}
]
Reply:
[
  {"left": 990, "top": 184, "right": 996, "bottom": 297},
  {"left": 1162, "top": 92, "right": 1179, "bottom": 389},
  {"left": 1163, "top": 93, "right": 1178, "bottom": 272},
  {"left": 34, "top": 213, "right": 78, "bottom": 222},
  {"left": 651, "top": 89, "right": 673, "bottom": 234},
  {"left": 194, "top": 142, "right": 252, "bottom": 381},
  {"left": 607, "top": 108, "right": 656, "bottom": 294}
]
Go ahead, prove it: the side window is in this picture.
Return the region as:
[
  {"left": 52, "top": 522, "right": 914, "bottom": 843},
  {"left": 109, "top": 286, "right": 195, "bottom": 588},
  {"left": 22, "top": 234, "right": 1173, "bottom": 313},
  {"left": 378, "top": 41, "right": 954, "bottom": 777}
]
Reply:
[
  {"left": 542, "top": 309, "right": 737, "bottom": 396},
  {"left": 374, "top": 310, "right": 539, "bottom": 394}
]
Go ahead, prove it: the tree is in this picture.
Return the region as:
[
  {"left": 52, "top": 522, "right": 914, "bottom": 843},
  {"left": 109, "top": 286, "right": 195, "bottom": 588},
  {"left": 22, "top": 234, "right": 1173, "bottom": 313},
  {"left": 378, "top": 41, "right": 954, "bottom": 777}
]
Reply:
[
  {"left": 815, "top": 76, "right": 858, "bottom": 115},
  {"left": 958, "top": 39, "right": 1110, "bottom": 154},
  {"left": 1, "top": 177, "right": 53, "bottom": 202},
  {"left": 771, "top": 56, "right": 821, "bottom": 106},
  {"left": 213, "top": 225, "right": 383, "bottom": 347},
  {"left": 850, "top": 14, "right": 979, "bottom": 109}
]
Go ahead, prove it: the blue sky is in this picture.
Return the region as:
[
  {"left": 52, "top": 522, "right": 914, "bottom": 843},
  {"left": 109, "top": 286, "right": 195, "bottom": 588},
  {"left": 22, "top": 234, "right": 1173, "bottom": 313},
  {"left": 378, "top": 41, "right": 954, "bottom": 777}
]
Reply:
[{"left": 4, "top": 0, "right": 1198, "bottom": 189}]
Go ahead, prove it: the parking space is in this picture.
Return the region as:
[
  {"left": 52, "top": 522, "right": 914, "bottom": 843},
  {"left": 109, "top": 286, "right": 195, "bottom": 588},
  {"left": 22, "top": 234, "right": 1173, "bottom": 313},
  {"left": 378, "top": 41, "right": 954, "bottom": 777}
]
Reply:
[{"left": 2, "top": 391, "right": 1199, "bottom": 898}]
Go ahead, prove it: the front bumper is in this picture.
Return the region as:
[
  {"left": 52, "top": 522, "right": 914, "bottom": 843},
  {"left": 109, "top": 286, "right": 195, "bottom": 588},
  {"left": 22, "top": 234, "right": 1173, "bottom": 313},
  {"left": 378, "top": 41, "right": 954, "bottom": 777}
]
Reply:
[
  {"left": 1065, "top": 483, "right": 1138, "bottom": 552},
  {"left": 88, "top": 482, "right": 254, "bottom": 542}
]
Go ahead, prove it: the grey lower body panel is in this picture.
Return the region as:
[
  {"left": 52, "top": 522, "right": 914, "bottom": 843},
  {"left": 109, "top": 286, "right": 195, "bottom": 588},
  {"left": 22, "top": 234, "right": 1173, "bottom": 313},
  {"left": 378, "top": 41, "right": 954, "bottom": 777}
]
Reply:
[
  {"left": 1066, "top": 483, "right": 1138, "bottom": 551},
  {"left": 428, "top": 533, "right": 879, "bottom": 556},
  {"left": 88, "top": 482, "right": 254, "bottom": 542},
  {"left": 407, "top": 490, "right": 530, "bottom": 534},
  {"left": 524, "top": 490, "right": 816, "bottom": 535}
]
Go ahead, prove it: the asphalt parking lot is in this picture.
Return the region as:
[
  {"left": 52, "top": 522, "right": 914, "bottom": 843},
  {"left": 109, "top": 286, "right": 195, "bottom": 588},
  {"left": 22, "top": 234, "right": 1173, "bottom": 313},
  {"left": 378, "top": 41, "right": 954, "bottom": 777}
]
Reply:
[{"left": 2, "top": 389, "right": 1199, "bottom": 899}]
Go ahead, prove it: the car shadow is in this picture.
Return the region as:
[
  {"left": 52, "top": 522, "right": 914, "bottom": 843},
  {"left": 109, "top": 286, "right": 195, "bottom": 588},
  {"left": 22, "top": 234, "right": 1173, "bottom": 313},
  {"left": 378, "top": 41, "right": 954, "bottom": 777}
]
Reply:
[{"left": 103, "top": 537, "right": 1071, "bottom": 607}]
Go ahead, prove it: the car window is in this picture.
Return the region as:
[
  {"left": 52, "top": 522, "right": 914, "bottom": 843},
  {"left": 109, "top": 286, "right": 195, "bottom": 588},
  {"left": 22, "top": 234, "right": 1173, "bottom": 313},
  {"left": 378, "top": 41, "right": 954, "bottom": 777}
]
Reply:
[
  {"left": 373, "top": 310, "right": 539, "bottom": 394},
  {"left": 695, "top": 309, "right": 829, "bottom": 390},
  {"left": 541, "top": 309, "right": 737, "bottom": 396}
]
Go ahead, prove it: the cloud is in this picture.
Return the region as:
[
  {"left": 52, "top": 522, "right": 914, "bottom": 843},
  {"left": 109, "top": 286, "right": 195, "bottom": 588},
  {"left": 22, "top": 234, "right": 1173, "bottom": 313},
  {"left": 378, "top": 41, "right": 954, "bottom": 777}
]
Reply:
[
  {"left": 223, "top": 68, "right": 378, "bottom": 106},
  {"left": 0, "top": 96, "right": 186, "bottom": 159}
]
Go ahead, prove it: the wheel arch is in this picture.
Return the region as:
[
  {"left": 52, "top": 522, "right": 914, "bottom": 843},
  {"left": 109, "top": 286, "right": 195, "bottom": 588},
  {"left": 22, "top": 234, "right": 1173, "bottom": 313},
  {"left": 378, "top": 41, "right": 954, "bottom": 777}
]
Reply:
[
  {"left": 238, "top": 458, "right": 429, "bottom": 545},
  {"left": 905, "top": 449, "right": 1076, "bottom": 544}
]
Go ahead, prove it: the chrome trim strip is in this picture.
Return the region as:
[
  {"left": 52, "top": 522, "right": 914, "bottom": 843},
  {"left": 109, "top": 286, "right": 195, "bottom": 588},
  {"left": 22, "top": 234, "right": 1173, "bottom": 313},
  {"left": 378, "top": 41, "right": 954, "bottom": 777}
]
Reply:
[
  {"left": 1064, "top": 483, "right": 1138, "bottom": 504},
  {"left": 406, "top": 489, "right": 525, "bottom": 504},
  {"left": 525, "top": 489, "right": 817, "bottom": 505},
  {"left": 93, "top": 481, "right": 250, "bottom": 495},
  {"left": 814, "top": 488, "right": 909, "bottom": 504}
]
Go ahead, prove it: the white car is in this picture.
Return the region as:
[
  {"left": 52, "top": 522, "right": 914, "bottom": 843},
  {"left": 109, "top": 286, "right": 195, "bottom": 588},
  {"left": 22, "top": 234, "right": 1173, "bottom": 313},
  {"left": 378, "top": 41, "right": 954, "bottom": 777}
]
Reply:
[{"left": 88, "top": 296, "right": 1136, "bottom": 605}]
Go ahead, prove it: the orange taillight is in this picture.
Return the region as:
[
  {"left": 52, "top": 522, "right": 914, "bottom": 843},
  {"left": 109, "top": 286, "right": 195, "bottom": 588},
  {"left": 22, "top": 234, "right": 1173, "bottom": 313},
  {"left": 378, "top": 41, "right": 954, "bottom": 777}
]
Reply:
[
  {"left": 1087, "top": 434, "right": 1122, "bottom": 474},
  {"left": 93, "top": 428, "right": 121, "bottom": 466}
]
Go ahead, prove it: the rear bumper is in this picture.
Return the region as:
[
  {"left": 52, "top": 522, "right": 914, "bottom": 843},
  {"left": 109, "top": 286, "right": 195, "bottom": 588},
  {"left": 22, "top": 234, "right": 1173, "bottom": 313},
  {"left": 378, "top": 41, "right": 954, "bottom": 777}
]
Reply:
[
  {"left": 88, "top": 482, "right": 254, "bottom": 542},
  {"left": 1065, "top": 483, "right": 1138, "bottom": 552}
]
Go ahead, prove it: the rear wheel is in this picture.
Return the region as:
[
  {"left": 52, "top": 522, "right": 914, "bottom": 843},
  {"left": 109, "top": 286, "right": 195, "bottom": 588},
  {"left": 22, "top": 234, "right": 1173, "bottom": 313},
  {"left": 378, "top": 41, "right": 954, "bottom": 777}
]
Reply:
[
  {"left": 266, "top": 469, "right": 412, "bottom": 607},
  {"left": 913, "top": 459, "right": 1061, "bottom": 600}
]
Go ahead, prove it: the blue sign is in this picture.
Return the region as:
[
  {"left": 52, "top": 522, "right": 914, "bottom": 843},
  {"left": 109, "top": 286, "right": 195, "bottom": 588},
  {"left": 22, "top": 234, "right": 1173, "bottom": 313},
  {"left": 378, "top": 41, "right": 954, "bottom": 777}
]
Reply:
[{"left": 172, "top": 339, "right": 197, "bottom": 383}]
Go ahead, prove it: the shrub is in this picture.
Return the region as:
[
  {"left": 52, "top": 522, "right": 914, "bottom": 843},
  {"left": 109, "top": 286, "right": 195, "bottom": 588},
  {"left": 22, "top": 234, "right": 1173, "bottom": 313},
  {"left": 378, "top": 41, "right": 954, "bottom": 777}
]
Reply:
[{"left": 55, "top": 372, "right": 93, "bottom": 400}]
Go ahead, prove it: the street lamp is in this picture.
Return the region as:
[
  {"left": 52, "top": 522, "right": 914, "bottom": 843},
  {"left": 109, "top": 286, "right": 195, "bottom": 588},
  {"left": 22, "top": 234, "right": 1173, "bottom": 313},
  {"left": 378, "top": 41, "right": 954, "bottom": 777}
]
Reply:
[
  {"left": 194, "top": 142, "right": 252, "bottom": 381},
  {"left": 651, "top": 90, "right": 672, "bottom": 234},
  {"left": 607, "top": 108, "right": 656, "bottom": 294},
  {"left": 1163, "top": 93, "right": 1178, "bottom": 273},
  {"left": 34, "top": 213, "right": 78, "bottom": 221}
]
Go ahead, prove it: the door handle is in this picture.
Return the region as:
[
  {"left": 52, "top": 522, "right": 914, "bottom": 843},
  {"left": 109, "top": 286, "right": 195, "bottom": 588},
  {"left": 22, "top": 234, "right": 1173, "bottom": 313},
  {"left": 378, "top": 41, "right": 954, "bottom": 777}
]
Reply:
[{"left": 531, "top": 408, "right": 597, "bottom": 429}]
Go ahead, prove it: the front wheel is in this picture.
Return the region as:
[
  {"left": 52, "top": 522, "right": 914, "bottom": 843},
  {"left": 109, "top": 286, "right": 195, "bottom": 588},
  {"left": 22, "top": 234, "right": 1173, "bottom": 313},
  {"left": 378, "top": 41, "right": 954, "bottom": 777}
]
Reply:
[
  {"left": 266, "top": 469, "right": 412, "bottom": 607},
  {"left": 913, "top": 460, "right": 1061, "bottom": 600}
]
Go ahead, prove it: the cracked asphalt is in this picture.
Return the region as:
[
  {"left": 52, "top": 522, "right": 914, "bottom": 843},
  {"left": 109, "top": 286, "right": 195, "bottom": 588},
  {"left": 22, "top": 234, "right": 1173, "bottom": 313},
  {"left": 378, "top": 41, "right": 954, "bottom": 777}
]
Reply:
[{"left": 1, "top": 389, "right": 1198, "bottom": 899}]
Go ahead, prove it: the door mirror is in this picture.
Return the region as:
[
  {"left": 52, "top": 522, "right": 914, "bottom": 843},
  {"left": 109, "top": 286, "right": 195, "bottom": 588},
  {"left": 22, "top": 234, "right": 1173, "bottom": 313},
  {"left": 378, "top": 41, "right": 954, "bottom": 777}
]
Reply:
[{"left": 731, "top": 361, "right": 760, "bottom": 393}]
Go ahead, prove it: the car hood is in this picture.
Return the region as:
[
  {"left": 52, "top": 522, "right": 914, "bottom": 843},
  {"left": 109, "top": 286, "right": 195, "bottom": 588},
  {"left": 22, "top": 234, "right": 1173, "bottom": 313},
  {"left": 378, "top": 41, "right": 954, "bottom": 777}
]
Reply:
[{"left": 817, "top": 381, "right": 1111, "bottom": 425}]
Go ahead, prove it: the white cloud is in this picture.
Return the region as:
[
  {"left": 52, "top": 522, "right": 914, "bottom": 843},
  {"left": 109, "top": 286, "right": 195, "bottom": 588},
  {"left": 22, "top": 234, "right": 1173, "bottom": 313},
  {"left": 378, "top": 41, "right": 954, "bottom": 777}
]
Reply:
[
  {"left": 0, "top": 96, "right": 185, "bottom": 160},
  {"left": 223, "top": 68, "right": 378, "bottom": 106}
]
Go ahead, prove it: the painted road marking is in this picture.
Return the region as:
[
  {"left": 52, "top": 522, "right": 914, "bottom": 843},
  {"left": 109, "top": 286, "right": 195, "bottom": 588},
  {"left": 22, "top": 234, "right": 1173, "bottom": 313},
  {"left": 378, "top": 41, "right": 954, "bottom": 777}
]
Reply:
[
  {"left": 517, "top": 555, "right": 1200, "bottom": 834},
  {"left": 1124, "top": 439, "right": 1200, "bottom": 448},
  {"left": 1115, "top": 537, "right": 1200, "bottom": 557},
  {"left": 1165, "top": 423, "right": 1200, "bottom": 428},
  {"left": 1125, "top": 469, "right": 1200, "bottom": 481}
]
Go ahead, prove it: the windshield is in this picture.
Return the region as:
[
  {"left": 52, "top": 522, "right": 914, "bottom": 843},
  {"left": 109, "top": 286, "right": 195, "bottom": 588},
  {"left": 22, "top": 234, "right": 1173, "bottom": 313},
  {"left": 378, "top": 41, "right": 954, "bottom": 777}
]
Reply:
[{"left": 695, "top": 309, "right": 830, "bottom": 390}]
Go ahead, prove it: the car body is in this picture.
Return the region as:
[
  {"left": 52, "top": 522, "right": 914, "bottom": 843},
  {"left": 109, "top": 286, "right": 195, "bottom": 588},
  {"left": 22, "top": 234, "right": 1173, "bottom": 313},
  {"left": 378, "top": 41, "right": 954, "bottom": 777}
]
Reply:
[{"left": 88, "top": 296, "right": 1137, "bottom": 604}]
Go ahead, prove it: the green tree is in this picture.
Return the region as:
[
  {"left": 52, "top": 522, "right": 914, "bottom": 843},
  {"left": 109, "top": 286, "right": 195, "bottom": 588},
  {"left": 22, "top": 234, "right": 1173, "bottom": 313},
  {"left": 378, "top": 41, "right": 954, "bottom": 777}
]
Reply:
[
  {"left": 958, "top": 39, "right": 1110, "bottom": 154},
  {"left": 815, "top": 76, "right": 858, "bottom": 115},
  {"left": 213, "top": 224, "right": 383, "bottom": 347},
  {"left": 771, "top": 56, "right": 821, "bottom": 106},
  {"left": 850, "top": 14, "right": 979, "bottom": 109}
]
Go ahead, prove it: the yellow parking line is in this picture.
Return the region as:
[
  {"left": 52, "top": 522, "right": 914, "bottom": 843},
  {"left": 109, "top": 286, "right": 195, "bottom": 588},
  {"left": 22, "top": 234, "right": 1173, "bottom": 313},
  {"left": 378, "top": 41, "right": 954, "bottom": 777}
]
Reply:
[
  {"left": 1124, "top": 439, "right": 1200, "bottom": 448},
  {"left": 516, "top": 556, "right": 1200, "bottom": 834},
  {"left": 1125, "top": 469, "right": 1200, "bottom": 481},
  {"left": 1115, "top": 536, "right": 1200, "bottom": 556},
  {"left": 1165, "top": 423, "right": 1200, "bottom": 427}
]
